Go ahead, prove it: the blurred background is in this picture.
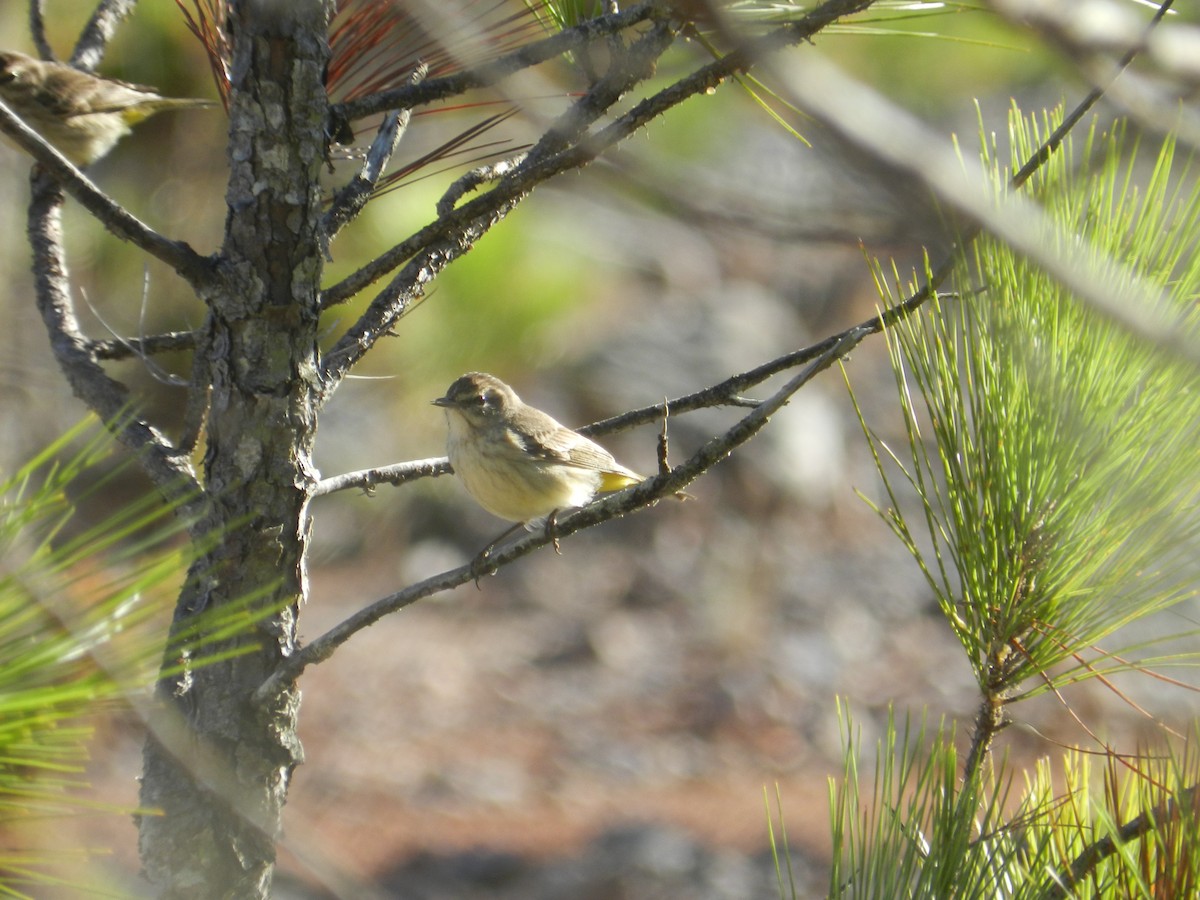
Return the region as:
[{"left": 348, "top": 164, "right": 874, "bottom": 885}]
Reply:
[{"left": 3, "top": 2, "right": 1198, "bottom": 897}]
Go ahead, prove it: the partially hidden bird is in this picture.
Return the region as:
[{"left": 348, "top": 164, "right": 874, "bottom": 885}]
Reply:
[{"left": 0, "top": 49, "right": 216, "bottom": 166}]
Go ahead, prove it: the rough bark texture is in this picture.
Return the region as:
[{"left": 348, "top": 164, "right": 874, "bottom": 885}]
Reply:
[{"left": 136, "top": 3, "right": 331, "bottom": 896}]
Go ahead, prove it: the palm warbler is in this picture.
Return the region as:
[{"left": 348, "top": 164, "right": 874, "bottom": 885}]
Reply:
[
  {"left": 434, "top": 372, "right": 660, "bottom": 526},
  {"left": 0, "top": 50, "right": 216, "bottom": 166}
]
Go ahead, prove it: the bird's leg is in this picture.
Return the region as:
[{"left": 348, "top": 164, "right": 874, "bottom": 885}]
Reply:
[
  {"left": 545, "top": 509, "right": 562, "bottom": 555},
  {"left": 471, "top": 522, "right": 523, "bottom": 588},
  {"left": 657, "top": 396, "right": 672, "bottom": 476},
  {"left": 469, "top": 553, "right": 493, "bottom": 590}
]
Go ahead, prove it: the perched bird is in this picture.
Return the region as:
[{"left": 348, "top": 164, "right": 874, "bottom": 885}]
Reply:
[
  {"left": 433, "top": 372, "right": 651, "bottom": 529},
  {"left": 0, "top": 50, "right": 216, "bottom": 166}
]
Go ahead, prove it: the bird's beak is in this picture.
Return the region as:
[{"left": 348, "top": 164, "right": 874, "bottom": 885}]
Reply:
[{"left": 431, "top": 396, "right": 453, "bottom": 408}]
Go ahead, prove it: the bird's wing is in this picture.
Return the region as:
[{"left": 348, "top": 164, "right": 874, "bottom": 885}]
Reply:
[
  {"left": 45, "top": 68, "right": 160, "bottom": 118},
  {"left": 511, "top": 411, "right": 639, "bottom": 478}
]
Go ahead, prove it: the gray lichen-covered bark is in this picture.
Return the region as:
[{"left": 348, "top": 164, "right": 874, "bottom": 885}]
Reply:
[{"left": 136, "top": 2, "right": 332, "bottom": 896}]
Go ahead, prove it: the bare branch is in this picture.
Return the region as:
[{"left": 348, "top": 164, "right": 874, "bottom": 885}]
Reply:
[
  {"left": 318, "top": 165, "right": 513, "bottom": 310},
  {"left": 0, "top": 100, "right": 217, "bottom": 287},
  {"left": 313, "top": 457, "right": 450, "bottom": 497},
  {"left": 28, "top": 175, "right": 203, "bottom": 517},
  {"left": 586, "top": 285, "right": 956, "bottom": 439},
  {"left": 71, "top": 0, "right": 139, "bottom": 70},
  {"left": 323, "top": 64, "right": 427, "bottom": 244},
  {"left": 436, "top": 153, "right": 527, "bottom": 217},
  {"left": 90, "top": 330, "right": 198, "bottom": 360},
  {"left": 29, "top": 1, "right": 53, "bottom": 60},
  {"left": 322, "top": 109, "right": 407, "bottom": 243},
  {"left": 331, "top": 2, "right": 660, "bottom": 123}
]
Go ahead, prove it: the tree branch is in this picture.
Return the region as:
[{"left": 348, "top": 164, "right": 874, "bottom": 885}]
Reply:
[
  {"left": 29, "top": 0, "right": 53, "bottom": 60},
  {"left": 70, "top": 0, "right": 139, "bottom": 70},
  {"left": 0, "top": 100, "right": 217, "bottom": 287},
  {"left": 321, "top": 108, "right": 408, "bottom": 244},
  {"left": 435, "top": 153, "right": 527, "bottom": 218},
  {"left": 312, "top": 457, "right": 450, "bottom": 497},
  {"left": 1040, "top": 781, "right": 1200, "bottom": 900},
  {"left": 316, "top": 198, "right": 521, "bottom": 397},
  {"left": 28, "top": 174, "right": 203, "bottom": 517},
  {"left": 322, "top": 63, "right": 427, "bottom": 245},
  {"left": 89, "top": 329, "right": 198, "bottom": 360},
  {"left": 330, "top": 2, "right": 660, "bottom": 123}
]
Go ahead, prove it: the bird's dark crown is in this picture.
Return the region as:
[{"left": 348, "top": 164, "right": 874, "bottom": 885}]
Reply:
[{"left": 433, "top": 372, "right": 517, "bottom": 414}]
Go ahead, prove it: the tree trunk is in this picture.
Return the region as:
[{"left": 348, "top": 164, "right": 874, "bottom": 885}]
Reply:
[{"left": 137, "top": 3, "right": 332, "bottom": 896}]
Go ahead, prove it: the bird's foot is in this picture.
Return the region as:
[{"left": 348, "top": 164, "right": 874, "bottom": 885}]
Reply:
[
  {"left": 545, "top": 510, "right": 562, "bottom": 555},
  {"left": 470, "top": 544, "right": 498, "bottom": 589}
]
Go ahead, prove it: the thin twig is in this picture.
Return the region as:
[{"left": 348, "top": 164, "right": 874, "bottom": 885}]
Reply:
[
  {"left": 331, "top": 2, "right": 660, "bottom": 123},
  {"left": 321, "top": 109, "right": 408, "bottom": 244},
  {"left": 312, "top": 457, "right": 450, "bottom": 497},
  {"left": 29, "top": 0, "right": 53, "bottom": 60},
  {"left": 656, "top": 399, "right": 671, "bottom": 476},
  {"left": 323, "top": 64, "right": 428, "bottom": 244},
  {"left": 90, "top": 330, "right": 198, "bottom": 360},
  {"left": 314, "top": 285, "right": 941, "bottom": 498},
  {"left": 582, "top": 283, "right": 955, "bottom": 438},
  {"left": 70, "top": 0, "right": 138, "bottom": 71},
  {"left": 436, "top": 153, "right": 528, "bottom": 217}
]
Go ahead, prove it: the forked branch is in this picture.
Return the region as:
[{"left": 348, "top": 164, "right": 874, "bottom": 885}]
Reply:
[{"left": 27, "top": 176, "right": 203, "bottom": 517}]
